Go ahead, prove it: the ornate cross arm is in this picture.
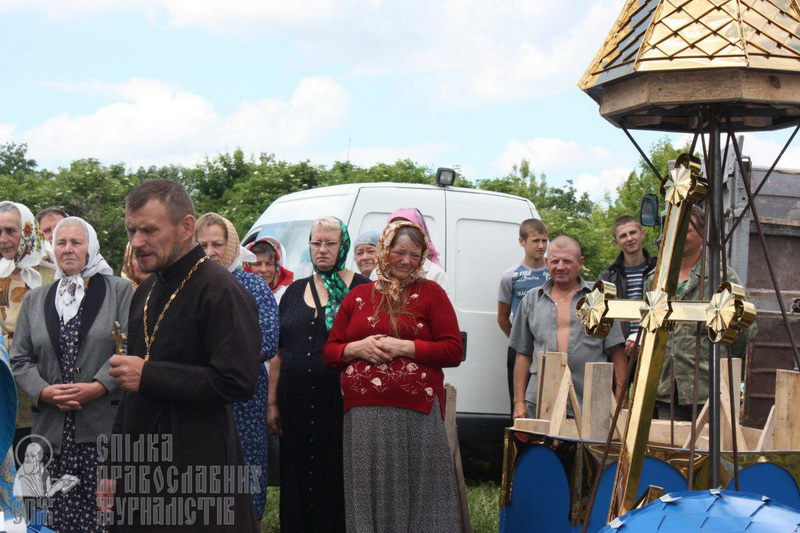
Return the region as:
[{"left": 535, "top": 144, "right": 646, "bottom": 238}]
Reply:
[
  {"left": 571, "top": 152, "right": 757, "bottom": 520},
  {"left": 577, "top": 280, "right": 756, "bottom": 343}
]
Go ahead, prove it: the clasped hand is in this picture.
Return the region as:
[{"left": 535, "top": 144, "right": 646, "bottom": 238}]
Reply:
[
  {"left": 41, "top": 382, "right": 107, "bottom": 412},
  {"left": 349, "top": 335, "right": 412, "bottom": 365}
]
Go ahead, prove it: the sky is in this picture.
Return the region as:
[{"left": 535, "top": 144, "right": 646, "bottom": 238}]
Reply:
[{"left": 2, "top": 0, "right": 800, "bottom": 202}]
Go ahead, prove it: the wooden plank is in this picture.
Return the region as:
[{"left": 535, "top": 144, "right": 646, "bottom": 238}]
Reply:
[
  {"left": 581, "top": 363, "right": 613, "bottom": 441},
  {"left": 549, "top": 367, "right": 572, "bottom": 438},
  {"left": 560, "top": 418, "right": 580, "bottom": 440},
  {"left": 568, "top": 380, "right": 583, "bottom": 439},
  {"left": 610, "top": 396, "right": 628, "bottom": 442},
  {"left": 681, "top": 400, "right": 710, "bottom": 449},
  {"left": 773, "top": 370, "right": 800, "bottom": 450},
  {"left": 513, "top": 419, "right": 551, "bottom": 434},
  {"left": 536, "top": 352, "right": 567, "bottom": 421},
  {"left": 755, "top": 406, "right": 775, "bottom": 452},
  {"left": 720, "top": 358, "right": 748, "bottom": 452},
  {"left": 648, "top": 421, "right": 694, "bottom": 447},
  {"left": 741, "top": 426, "right": 763, "bottom": 453},
  {"left": 444, "top": 384, "right": 472, "bottom": 533}
]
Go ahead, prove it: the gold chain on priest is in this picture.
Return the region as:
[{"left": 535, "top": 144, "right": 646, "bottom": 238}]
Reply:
[{"left": 143, "top": 256, "right": 207, "bottom": 361}]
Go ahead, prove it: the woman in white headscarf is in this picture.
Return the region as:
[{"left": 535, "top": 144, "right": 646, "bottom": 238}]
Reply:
[
  {"left": 0, "top": 201, "right": 56, "bottom": 455},
  {"left": 10, "top": 216, "right": 133, "bottom": 532},
  {"left": 0, "top": 201, "right": 56, "bottom": 342}
]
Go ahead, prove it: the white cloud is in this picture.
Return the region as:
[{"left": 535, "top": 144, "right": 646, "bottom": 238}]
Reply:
[
  {"left": 493, "top": 136, "right": 626, "bottom": 176},
  {"left": 222, "top": 77, "right": 349, "bottom": 150},
  {"left": 16, "top": 77, "right": 349, "bottom": 168},
  {"left": 492, "top": 136, "right": 634, "bottom": 201},
  {"left": 574, "top": 166, "right": 631, "bottom": 203},
  {"left": 160, "top": 0, "right": 336, "bottom": 31},
  {"left": 675, "top": 131, "right": 800, "bottom": 172},
  {"left": 0, "top": 123, "right": 15, "bottom": 144},
  {"left": 346, "top": 0, "right": 623, "bottom": 106},
  {"left": 337, "top": 143, "right": 454, "bottom": 169},
  {"left": 735, "top": 133, "right": 800, "bottom": 170},
  {"left": 2, "top": 0, "right": 622, "bottom": 105}
]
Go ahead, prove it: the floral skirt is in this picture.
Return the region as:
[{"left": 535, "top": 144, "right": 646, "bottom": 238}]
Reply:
[{"left": 342, "top": 398, "right": 460, "bottom": 533}]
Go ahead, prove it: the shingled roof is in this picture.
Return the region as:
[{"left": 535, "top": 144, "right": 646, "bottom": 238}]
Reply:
[
  {"left": 579, "top": 0, "right": 800, "bottom": 131},
  {"left": 581, "top": 0, "right": 800, "bottom": 99}
]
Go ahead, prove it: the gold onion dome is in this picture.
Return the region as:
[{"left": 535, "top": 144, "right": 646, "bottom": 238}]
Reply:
[{"left": 579, "top": 0, "right": 800, "bottom": 132}]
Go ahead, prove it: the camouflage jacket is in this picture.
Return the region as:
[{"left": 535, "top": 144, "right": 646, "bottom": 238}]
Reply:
[{"left": 647, "top": 261, "right": 757, "bottom": 405}]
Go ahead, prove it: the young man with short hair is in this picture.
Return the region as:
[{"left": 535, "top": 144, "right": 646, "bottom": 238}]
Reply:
[
  {"left": 597, "top": 215, "right": 657, "bottom": 356},
  {"left": 497, "top": 218, "right": 549, "bottom": 412}
]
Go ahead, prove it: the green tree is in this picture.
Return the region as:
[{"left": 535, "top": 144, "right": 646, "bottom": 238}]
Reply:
[{"left": 45, "top": 159, "right": 135, "bottom": 270}]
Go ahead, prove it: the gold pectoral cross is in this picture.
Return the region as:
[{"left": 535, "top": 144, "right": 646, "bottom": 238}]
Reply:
[
  {"left": 111, "top": 321, "right": 127, "bottom": 355},
  {"left": 576, "top": 154, "right": 756, "bottom": 520}
]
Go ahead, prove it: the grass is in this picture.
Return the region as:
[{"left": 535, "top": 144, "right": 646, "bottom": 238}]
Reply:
[{"left": 261, "top": 456, "right": 503, "bottom": 533}]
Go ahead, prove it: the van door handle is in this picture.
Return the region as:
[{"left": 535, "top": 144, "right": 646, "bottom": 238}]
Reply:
[{"left": 460, "top": 331, "right": 467, "bottom": 361}]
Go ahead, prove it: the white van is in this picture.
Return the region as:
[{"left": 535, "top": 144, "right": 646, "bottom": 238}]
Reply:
[{"left": 243, "top": 182, "right": 539, "bottom": 449}]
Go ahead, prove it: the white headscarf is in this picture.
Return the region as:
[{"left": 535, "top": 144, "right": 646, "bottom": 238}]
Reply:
[
  {"left": 230, "top": 246, "right": 257, "bottom": 273},
  {"left": 53, "top": 217, "right": 113, "bottom": 323},
  {"left": 0, "top": 201, "right": 54, "bottom": 289}
]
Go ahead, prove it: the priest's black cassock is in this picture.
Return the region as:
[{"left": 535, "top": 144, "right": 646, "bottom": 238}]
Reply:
[{"left": 109, "top": 244, "right": 261, "bottom": 532}]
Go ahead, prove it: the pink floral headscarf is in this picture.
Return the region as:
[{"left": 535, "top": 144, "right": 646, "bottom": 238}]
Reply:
[
  {"left": 388, "top": 207, "right": 442, "bottom": 267},
  {"left": 374, "top": 221, "right": 429, "bottom": 303}
]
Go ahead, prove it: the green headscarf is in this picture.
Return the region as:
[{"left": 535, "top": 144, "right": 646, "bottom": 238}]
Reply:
[{"left": 311, "top": 218, "right": 351, "bottom": 331}]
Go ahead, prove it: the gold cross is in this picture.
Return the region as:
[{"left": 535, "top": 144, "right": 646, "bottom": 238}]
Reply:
[
  {"left": 111, "top": 321, "right": 127, "bottom": 355},
  {"left": 575, "top": 153, "right": 756, "bottom": 520}
]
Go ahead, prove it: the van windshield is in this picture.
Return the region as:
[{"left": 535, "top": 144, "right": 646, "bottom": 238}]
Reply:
[{"left": 256, "top": 221, "right": 315, "bottom": 279}]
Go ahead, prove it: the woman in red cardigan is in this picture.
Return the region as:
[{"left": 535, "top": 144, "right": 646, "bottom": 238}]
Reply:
[{"left": 323, "top": 220, "right": 463, "bottom": 533}]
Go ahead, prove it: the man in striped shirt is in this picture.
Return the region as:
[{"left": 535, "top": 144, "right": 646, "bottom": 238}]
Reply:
[{"left": 597, "top": 216, "right": 657, "bottom": 357}]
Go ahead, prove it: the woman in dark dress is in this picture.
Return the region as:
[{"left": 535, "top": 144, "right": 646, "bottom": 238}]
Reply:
[{"left": 267, "top": 216, "right": 368, "bottom": 532}]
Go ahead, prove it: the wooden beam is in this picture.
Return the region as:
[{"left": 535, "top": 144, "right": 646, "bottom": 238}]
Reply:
[
  {"left": 581, "top": 363, "right": 613, "bottom": 441},
  {"left": 648, "top": 421, "right": 694, "bottom": 447},
  {"left": 773, "top": 370, "right": 800, "bottom": 450},
  {"left": 681, "top": 400, "right": 710, "bottom": 449},
  {"left": 549, "top": 368, "right": 572, "bottom": 438},
  {"left": 444, "top": 384, "right": 472, "bottom": 533},
  {"left": 611, "top": 396, "right": 628, "bottom": 442},
  {"left": 536, "top": 352, "right": 567, "bottom": 421},
  {"left": 740, "top": 426, "right": 762, "bottom": 453},
  {"left": 720, "top": 358, "right": 747, "bottom": 452},
  {"left": 755, "top": 406, "right": 775, "bottom": 452},
  {"left": 513, "top": 418, "right": 551, "bottom": 434},
  {"left": 569, "top": 380, "right": 583, "bottom": 438}
]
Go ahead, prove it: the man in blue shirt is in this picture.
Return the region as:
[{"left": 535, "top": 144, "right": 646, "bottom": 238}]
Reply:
[{"left": 498, "top": 218, "right": 549, "bottom": 413}]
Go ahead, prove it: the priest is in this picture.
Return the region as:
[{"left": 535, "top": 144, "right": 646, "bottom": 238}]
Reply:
[{"left": 102, "top": 179, "right": 262, "bottom": 532}]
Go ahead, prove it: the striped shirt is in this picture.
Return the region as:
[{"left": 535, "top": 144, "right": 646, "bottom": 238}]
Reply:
[{"left": 624, "top": 260, "right": 650, "bottom": 334}]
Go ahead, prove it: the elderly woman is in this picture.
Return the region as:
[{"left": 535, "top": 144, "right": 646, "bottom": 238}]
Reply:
[
  {"left": 10, "top": 216, "right": 133, "bottom": 532},
  {"left": 369, "top": 207, "right": 447, "bottom": 288},
  {"left": 353, "top": 229, "right": 380, "bottom": 278},
  {"left": 244, "top": 236, "right": 294, "bottom": 304},
  {"left": 267, "top": 216, "right": 368, "bottom": 533},
  {"left": 0, "top": 202, "right": 56, "bottom": 454},
  {"left": 324, "top": 220, "right": 463, "bottom": 532},
  {"left": 195, "top": 213, "right": 279, "bottom": 526}
]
